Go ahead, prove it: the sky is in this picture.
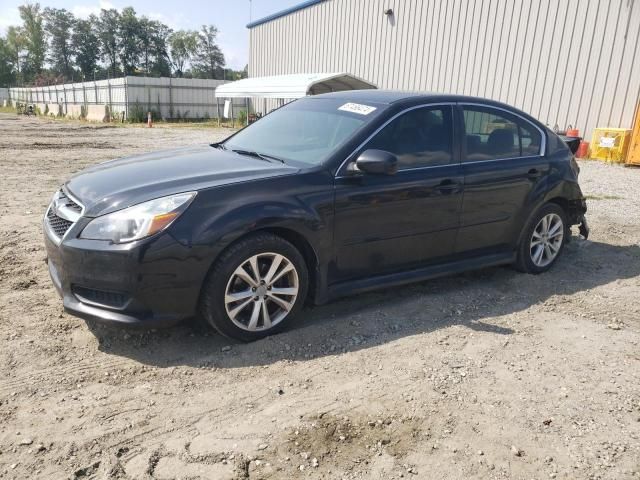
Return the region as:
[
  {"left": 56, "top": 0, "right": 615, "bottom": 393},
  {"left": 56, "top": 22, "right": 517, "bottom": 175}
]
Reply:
[{"left": 0, "top": 0, "right": 302, "bottom": 69}]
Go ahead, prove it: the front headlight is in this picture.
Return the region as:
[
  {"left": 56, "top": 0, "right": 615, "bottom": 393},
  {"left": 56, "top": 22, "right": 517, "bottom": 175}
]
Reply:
[{"left": 80, "top": 192, "right": 196, "bottom": 243}]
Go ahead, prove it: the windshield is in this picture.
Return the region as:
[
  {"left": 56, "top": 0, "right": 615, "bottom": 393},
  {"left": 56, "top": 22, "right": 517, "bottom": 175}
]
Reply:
[{"left": 223, "top": 97, "right": 384, "bottom": 166}]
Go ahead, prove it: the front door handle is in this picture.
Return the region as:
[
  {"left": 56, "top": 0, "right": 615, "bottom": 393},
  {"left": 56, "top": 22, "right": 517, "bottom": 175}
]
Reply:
[{"left": 527, "top": 168, "right": 542, "bottom": 179}]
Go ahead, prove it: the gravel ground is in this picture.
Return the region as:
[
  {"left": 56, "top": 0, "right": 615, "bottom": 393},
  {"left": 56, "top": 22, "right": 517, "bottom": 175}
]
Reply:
[{"left": 0, "top": 113, "right": 639, "bottom": 480}]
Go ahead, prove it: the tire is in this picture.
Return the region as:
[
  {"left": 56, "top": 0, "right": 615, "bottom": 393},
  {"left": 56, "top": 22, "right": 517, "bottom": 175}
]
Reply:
[
  {"left": 200, "top": 232, "right": 308, "bottom": 342},
  {"left": 515, "top": 203, "right": 568, "bottom": 274}
]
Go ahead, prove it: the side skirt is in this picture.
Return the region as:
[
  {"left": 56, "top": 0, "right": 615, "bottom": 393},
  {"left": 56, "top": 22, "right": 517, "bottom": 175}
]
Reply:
[{"left": 325, "top": 252, "right": 516, "bottom": 302}]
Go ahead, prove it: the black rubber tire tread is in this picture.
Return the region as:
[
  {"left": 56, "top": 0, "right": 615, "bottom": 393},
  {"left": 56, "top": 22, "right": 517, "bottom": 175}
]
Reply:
[
  {"left": 200, "top": 232, "right": 308, "bottom": 342},
  {"left": 515, "top": 203, "right": 567, "bottom": 274}
]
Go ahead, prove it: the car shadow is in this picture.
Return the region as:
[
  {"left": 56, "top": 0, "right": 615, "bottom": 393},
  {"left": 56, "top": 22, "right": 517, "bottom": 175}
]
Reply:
[{"left": 86, "top": 238, "right": 640, "bottom": 369}]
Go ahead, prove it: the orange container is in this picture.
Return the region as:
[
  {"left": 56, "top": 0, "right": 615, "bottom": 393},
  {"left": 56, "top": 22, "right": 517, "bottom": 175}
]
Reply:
[
  {"left": 576, "top": 141, "right": 589, "bottom": 158},
  {"left": 627, "top": 102, "right": 640, "bottom": 166},
  {"left": 566, "top": 128, "right": 580, "bottom": 137}
]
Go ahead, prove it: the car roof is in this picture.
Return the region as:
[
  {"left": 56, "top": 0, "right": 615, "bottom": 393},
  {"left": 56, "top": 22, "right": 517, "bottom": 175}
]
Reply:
[
  {"left": 310, "top": 90, "right": 543, "bottom": 125},
  {"left": 310, "top": 89, "right": 441, "bottom": 104}
]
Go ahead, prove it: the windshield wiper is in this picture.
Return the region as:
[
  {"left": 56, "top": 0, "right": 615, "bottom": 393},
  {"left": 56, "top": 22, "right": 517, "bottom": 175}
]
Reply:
[
  {"left": 211, "top": 142, "right": 227, "bottom": 150},
  {"left": 231, "top": 149, "right": 286, "bottom": 164},
  {"left": 257, "top": 152, "right": 286, "bottom": 164}
]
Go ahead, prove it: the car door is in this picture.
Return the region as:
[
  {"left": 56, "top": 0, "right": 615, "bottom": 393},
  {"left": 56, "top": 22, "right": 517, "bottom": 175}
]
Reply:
[
  {"left": 332, "top": 104, "right": 464, "bottom": 282},
  {"left": 456, "top": 103, "right": 548, "bottom": 255}
]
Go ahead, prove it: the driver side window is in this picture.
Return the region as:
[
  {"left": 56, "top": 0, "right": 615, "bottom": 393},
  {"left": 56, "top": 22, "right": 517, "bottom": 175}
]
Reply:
[{"left": 363, "top": 106, "right": 454, "bottom": 169}]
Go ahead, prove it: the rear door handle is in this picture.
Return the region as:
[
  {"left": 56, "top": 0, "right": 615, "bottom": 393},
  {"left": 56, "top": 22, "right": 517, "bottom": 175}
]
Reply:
[
  {"left": 436, "top": 179, "right": 461, "bottom": 193},
  {"left": 527, "top": 168, "right": 542, "bottom": 179}
]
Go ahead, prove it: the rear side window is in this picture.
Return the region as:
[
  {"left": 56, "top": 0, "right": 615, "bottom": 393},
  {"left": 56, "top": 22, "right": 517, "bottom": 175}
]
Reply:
[
  {"left": 462, "top": 106, "right": 542, "bottom": 161},
  {"left": 364, "top": 106, "right": 454, "bottom": 169}
]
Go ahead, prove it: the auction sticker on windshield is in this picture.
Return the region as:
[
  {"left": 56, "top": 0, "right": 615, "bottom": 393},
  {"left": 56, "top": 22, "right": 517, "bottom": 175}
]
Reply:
[{"left": 338, "top": 103, "right": 377, "bottom": 115}]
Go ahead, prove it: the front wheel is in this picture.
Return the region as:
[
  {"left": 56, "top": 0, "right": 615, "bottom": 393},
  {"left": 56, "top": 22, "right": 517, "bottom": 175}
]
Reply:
[
  {"left": 200, "top": 233, "right": 308, "bottom": 342},
  {"left": 515, "top": 203, "right": 567, "bottom": 274}
]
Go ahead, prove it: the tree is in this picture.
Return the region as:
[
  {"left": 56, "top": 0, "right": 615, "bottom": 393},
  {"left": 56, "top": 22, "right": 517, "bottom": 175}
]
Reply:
[
  {"left": 168, "top": 30, "right": 198, "bottom": 77},
  {"left": 139, "top": 17, "right": 172, "bottom": 76},
  {"left": 0, "top": 37, "right": 17, "bottom": 86},
  {"left": 73, "top": 16, "right": 100, "bottom": 79},
  {"left": 18, "top": 3, "right": 46, "bottom": 81},
  {"left": 118, "top": 7, "right": 140, "bottom": 75},
  {"left": 5, "top": 26, "right": 25, "bottom": 84},
  {"left": 192, "top": 25, "right": 225, "bottom": 79},
  {"left": 97, "top": 8, "right": 120, "bottom": 77},
  {"left": 151, "top": 22, "right": 172, "bottom": 76},
  {"left": 43, "top": 7, "right": 75, "bottom": 80},
  {"left": 0, "top": 5, "right": 232, "bottom": 84}
]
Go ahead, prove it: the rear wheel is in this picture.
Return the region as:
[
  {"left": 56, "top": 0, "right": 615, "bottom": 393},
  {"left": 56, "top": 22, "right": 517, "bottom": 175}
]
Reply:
[
  {"left": 200, "top": 233, "right": 308, "bottom": 342},
  {"left": 515, "top": 203, "right": 567, "bottom": 273}
]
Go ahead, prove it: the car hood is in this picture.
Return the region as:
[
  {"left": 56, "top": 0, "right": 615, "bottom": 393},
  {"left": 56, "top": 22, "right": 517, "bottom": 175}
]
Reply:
[{"left": 65, "top": 145, "right": 299, "bottom": 217}]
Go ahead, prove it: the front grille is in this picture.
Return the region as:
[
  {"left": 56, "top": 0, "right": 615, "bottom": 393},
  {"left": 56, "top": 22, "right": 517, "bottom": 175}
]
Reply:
[
  {"left": 45, "top": 189, "right": 84, "bottom": 241},
  {"left": 58, "top": 190, "right": 82, "bottom": 213},
  {"left": 46, "top": 208, "right": 73, "bottom": 238},
  {"left": 72, "top": 285, "right": 129, "bottom": 309}
]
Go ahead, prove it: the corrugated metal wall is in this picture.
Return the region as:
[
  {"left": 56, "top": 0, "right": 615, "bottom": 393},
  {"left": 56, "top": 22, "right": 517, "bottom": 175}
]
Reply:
[
  {"left": 9, "top": 77, "right": 244, "bottom": 119},
  {"left": 249, "top": 0, "right": 640, "bottom": 138}
]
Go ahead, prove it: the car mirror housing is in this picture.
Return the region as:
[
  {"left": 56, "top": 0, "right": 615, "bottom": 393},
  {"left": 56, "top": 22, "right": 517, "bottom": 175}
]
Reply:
[{"left": 355, "top": 149, "right": 398, "bottom": 175}]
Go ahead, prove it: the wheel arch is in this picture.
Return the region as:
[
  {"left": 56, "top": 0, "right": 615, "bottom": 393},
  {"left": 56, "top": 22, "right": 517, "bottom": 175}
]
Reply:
[
  {"left": 258, "top": 226, "right": 321, "bottom": 304},
  {"left": 197, "top": 226, "right": 324, "bottom": 310},
  {"left": 546, "top": 196, "right": 569, "bottom": 216},
  {"left": 516, "top": 196, "right": 570, "bottom": 248}
]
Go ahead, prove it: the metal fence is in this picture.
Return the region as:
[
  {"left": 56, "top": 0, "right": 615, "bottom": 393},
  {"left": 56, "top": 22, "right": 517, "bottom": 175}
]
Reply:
[{"left": 8, "top": 76, "right": 247, "bottom": 120}]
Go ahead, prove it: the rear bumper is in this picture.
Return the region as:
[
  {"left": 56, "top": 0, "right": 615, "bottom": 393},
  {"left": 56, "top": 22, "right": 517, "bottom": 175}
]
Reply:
[
  {"left": 568, "top": 196, "right": 589, "bottom": 239},
  {"left": 44, "top": 226, "right": 210, "bottom": 328},
  {"left": 578, "top": 215, "right": 589, "bottom": 239},
  {"left": 567, "top": 197, "right": 588, "bottom": 223}
]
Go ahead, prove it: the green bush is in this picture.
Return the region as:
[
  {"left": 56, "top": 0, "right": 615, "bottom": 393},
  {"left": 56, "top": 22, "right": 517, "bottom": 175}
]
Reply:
[
  {"left": 127, "top": 102, "right": 160, "bottom": 123},
  {"left": 238, "top": 109, "right": 247, "bottom": 125},
  {"left": 128, "top": 102, "right": 146, "bottom": 123}
]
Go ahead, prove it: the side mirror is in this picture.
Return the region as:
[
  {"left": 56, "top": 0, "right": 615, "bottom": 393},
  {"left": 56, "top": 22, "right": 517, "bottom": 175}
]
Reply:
[{"left": 354, "top": 149, "right": 398, "bottom": 175}]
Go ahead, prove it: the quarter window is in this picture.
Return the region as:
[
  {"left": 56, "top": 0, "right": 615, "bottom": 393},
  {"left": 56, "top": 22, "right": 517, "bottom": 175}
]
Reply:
[
  {"left": 363, "top": 106, "right": 454, "bottom": 169},
  {"left": 462, "top": 107, "right": 542, "bottom": 161}
]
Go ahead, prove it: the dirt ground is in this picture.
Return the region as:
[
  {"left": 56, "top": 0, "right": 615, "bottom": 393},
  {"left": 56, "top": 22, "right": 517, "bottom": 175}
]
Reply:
[{"left": 0, "top": 113, "right": 638, "bottom": 480}]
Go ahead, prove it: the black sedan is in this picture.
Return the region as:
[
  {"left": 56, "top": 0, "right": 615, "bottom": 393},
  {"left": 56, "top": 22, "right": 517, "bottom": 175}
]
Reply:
[{"left": 43, "top": 91, "right": 588, "bottom": 341}]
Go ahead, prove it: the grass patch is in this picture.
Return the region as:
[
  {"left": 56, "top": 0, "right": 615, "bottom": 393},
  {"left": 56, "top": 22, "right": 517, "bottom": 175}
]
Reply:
[
  {"left": 585, "top": 194, "right": 623, "bottom": 201},
  {"left": 0, "top": 107, "right": 237, "bottom": 132},
  {"left": 118, "top": 118, "right": 239, "bottom": 130}
]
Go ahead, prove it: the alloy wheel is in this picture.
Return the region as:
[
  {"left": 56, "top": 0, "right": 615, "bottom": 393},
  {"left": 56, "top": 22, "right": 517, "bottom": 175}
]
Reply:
[
  {"left": 530, "top": 213, "right": 564, "bottom": 267},
  {"left": 224, "top": 252, "right": 299, "bottom": 332}
]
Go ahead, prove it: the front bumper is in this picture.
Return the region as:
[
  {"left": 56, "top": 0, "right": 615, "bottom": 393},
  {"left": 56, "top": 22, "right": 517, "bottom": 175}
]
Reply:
[{"left": 44, "top": 224, "right": 210, "bottom": 328}]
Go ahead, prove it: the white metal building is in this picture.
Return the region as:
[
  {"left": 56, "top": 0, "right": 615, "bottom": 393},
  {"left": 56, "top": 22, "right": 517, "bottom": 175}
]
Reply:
[
  {"left": 9, "top": 76, "right": 244, "bottom": 120},
  {"left": 248, "top": 0, "right": 640, "bottom": 138},
  {"left": 215, "top": 72, "right": 376, "bottom": 116},
  {"left": 215, "top": 72, "right": 376, "bottom": 99}
]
